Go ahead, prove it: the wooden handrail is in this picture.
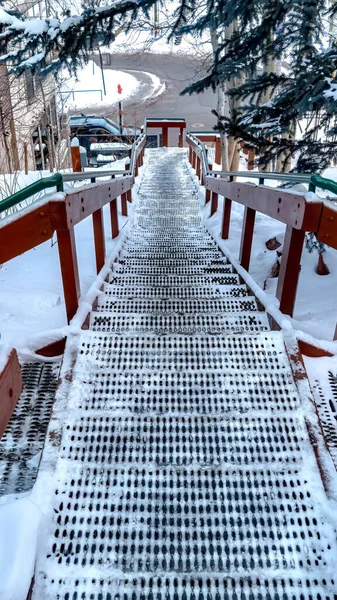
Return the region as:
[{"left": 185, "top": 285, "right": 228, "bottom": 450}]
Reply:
[
  {"left": 0, "top": 137, "right": 145, "bottom": 324},
  {"left": 187, "top": 134, "right": 337, "bottom": 321}
]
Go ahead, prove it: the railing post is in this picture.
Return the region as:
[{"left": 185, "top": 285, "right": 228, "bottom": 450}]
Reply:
[
  {"left": 221, "top": 198, "right": 232, "bottom": 239},
  {"left": 239, "top": 207, "right": 256, "bottom": 271},
  {"left": 196, "top": 155, "right": 201, "bottom": 180},
  {"left": 127, "top": 188, "right": 132, "bottom": 203},
  {"left": 110, "top": 198, "right": 119, "bottom": 239},
  {"left": 276, "top": 225, "right": 305, "bottom": 316},
  {"left": 71, "top": 145, "right": 81, "bottom": 173},
  {"left": 215, "top": 137, "right": 221, "bottom": 165},
  {"left": 57, "top": 227, "right": 80, "bottom": 323},
  {"left": 248, "top": 148, "right": 255, "bottom": 170},
  {"left": 205, "top": 160, "right": 212, "bottom": 204},
  {"left": 189, "top": 146, "right": 192, "bottom": 164},
  {"left": 121, "top": 191, "right": 128, "bottom": 216},
  {"left": 162, "top": 126, "right": 168, "bottom": 147},
  {"left": 210, "top": 191, "right": 218, "bottom": 216},
  {"left": 201, "top": 148, "right": 208, "bottom": 186},
  {"left": 92, "top": 207, "right": 106, "bottom": 273},
  {"left": 192, "top": 151, "right": 196, "bottom": 170},
  {"left": 179, "top": 126, "right": 184, "bottom": 147},
  {"left": 0, "top": 350, "right": 23, "bottom": 438}
]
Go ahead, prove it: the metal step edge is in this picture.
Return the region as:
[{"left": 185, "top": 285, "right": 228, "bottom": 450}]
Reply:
[
  {"left": 102, "top": 282, "right": 244, "bottom": 298},
  {"left": 112, "top": 267, "right": 233, "bottom": 275},
  {"left": 89, "top": 311, "right": 269, "bottom": 333},
  {"left": 107, "top": 275, "right": 237, "bottom": 287},
  {"left": 95, "top": 297, "right": 258, "bottom": 313},
  {"left": 115, "top": 258, "right": 230, "bottom": 265}
]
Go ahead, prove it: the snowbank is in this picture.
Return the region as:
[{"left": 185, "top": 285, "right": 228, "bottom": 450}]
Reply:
[
  {"left": 60, "top": 60, "right": 140, "bottom": 110},
  {"left": 0, "top": 161, "right": 142, "bottom": 354},
  {"left": 190, "top": 164, "right": 337, "bottom": 342},
  {"left": 0, "top": 498, "right": 40, "bottom": 600}
]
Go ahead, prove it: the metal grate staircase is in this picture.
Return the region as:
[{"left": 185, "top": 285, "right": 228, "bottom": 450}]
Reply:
[{"left": 32, "top": 149, "right": 337, "bottom": 599}]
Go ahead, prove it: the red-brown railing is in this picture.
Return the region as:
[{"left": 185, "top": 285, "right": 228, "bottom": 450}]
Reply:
[
  {"left": 0, "top": 118, "right": 190, "bottom": 434},
  {"left": 187, "top": 133, "right": 337, "bottom": 321},
  {"left": 0, "top": 350, "right": 22, "bottom": 437},
  {"left": 0, "top": 136, "right": 146, "bottom": 325},
  {"left": 144, "top": 118, "right": 186, "bottom": 147}
]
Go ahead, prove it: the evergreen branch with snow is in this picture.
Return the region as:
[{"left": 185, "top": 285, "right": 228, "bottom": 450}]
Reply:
[{"left": 0, "top": 0, "right": 159, "bottom": 75}]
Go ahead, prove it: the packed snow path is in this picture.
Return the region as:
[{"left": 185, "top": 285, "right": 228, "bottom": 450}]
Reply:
[{"left": 33, "top": 149, "right": 337, "bottom": 599}]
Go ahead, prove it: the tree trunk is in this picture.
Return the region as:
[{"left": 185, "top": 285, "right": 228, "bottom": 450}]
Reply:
[
  {"left": 210, "top": 23, "right": 238, "bottom": 171},
  {"left": 217, "top": 82, "right": 229, "bottom": 171}
]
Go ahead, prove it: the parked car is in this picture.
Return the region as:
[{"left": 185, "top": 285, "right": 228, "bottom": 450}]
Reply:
[
  {"left": 69, "top": 115, "right": 140, "bottom": 166},
  {"left": 70, "top": 115, "right": 139, "bottom": 160}
]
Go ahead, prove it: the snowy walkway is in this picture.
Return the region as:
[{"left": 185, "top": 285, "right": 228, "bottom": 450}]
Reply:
[{"left": 32, "top": 149, "right": 337, "bottom": 599}]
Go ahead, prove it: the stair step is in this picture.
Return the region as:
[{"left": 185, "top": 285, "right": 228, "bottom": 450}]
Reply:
[
  {"left": 108, "top": 274, "right": 236, "bottom": 287},
  {"left": 116, "top": 257, "right": 229, "bottom": 266},
  {"left": 96, "top": 296, "right": 257, "bottom": 314},
  {"left": 102, "top": 281, "right": 243, "bottom": 299},
  {"left": 60, "top": 412, "right": 303, "bottom": 467},
  {"left": 90, "top": 311, "right": 269, "bottom": 334},
  {"left": 120, "top": 250, "right": 227, "bottom": 260},
  {"left": 113, "top": 264, "right": 233, "bottom": 275},
  {"left": 77, "top": 331, "right": 289, "bottom": 372},
  {"left": 124, "top": 241, "right": 217, "bottom": 249},
  {"left": 66, "top": 368, "right": 299, "bottom": 414}
]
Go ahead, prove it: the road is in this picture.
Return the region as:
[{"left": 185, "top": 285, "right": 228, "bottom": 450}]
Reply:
[{"left": 90, "top": 53, "right": 218, "bottom": 136}]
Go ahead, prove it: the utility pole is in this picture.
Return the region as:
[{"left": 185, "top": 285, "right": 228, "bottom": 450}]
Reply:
[
  {"left": 153, "top": 2, "right": 159, "bottom": 37},
  {"left": 117, "top": 84, "right": 123, "bottom": 134}
]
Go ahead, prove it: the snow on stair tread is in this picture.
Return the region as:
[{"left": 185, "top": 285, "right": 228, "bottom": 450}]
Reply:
[
  {"left": 66, "top": 367, "right": 300, "bottom": 414},
  {"left": 75, "top": 330, "right": 291, "bottom": 373},
  {"left": 108, "top": 274, "right": 237, "bottom": 287},
  {"left": 102, "top": 282, "right": 245, "bottom": 298},
  {"left": 113, "top": 265, "right": 233, "bottom": 275},
  {"left": 60, "top": 412, "right": 305, "bottom": 467},
  {"left": 89, "top": 311, "right": 269, "bottom": 333},
  {"left": 96, "top": 296, "right": 258, "bottom": 314}
]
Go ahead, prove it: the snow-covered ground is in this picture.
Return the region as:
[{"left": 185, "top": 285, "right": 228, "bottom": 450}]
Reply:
[
  {"left": 194, "top": 164, "right": 337, "bottom": 344},
  {"left": 0, "top": 158, "right": 136, "bottom": 358},
  {"left": 59, "top": 59, "right": 165, "bottom": 112},
  {"left": 60, "top": 60, "right": 140, "bottom": 110}
]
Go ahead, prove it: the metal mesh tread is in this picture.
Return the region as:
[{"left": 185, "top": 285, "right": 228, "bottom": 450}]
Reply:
[
  {"left": 120, "top": 250, "right": 224, "bottom": 260},
  {"left": 66, "top": 369, "right": 300, "bottom": 415},
  {"left": 34, "top": 460, "right": 337, "bottom": 594},
  {"left": 113, "top": 264, "right": 233, "bottom": 275},
  {"left": 76, "top": 332, "right": 293, "bottom": 372},
  {"left": 0, "top": 361, "right": 59, "bottom": 496},
  {"left": 96, "top": 297, "right": 257, "bottom": 314},
  {"left": 103, "top": 283, "right": 246, "bottom": 299},
  {"left": 108, "top": 274, "right": 237, "bottom": 287},
  {"left": 116, "top": 257, "right": 230, "bottom": 266},
  {"left": 304, "top": 364, "right": 337, "bottom": 470},
  {"left": 31, "top": 148, "right": 337, "bottom": 599},
  {"left": 61, "top": 413, "right": 304, "bottom": 466},
  {"left": 33, "top": 574, "right": 337, "bottom": 600},
  {"left": 89, "top": 311, "right": 269, "bottom": 334}
]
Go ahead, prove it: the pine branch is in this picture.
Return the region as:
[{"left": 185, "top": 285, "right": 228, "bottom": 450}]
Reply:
[{"left": 0, "top": 0, "right": 159, "bottom": 74}]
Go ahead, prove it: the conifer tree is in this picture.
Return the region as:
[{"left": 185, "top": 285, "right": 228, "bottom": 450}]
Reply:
[
  {"left": 180, "top": 0, "right": 337, "bottom": 172},
  {"left": 1, "top": 0, "right": 337, "bottom": 172}
]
